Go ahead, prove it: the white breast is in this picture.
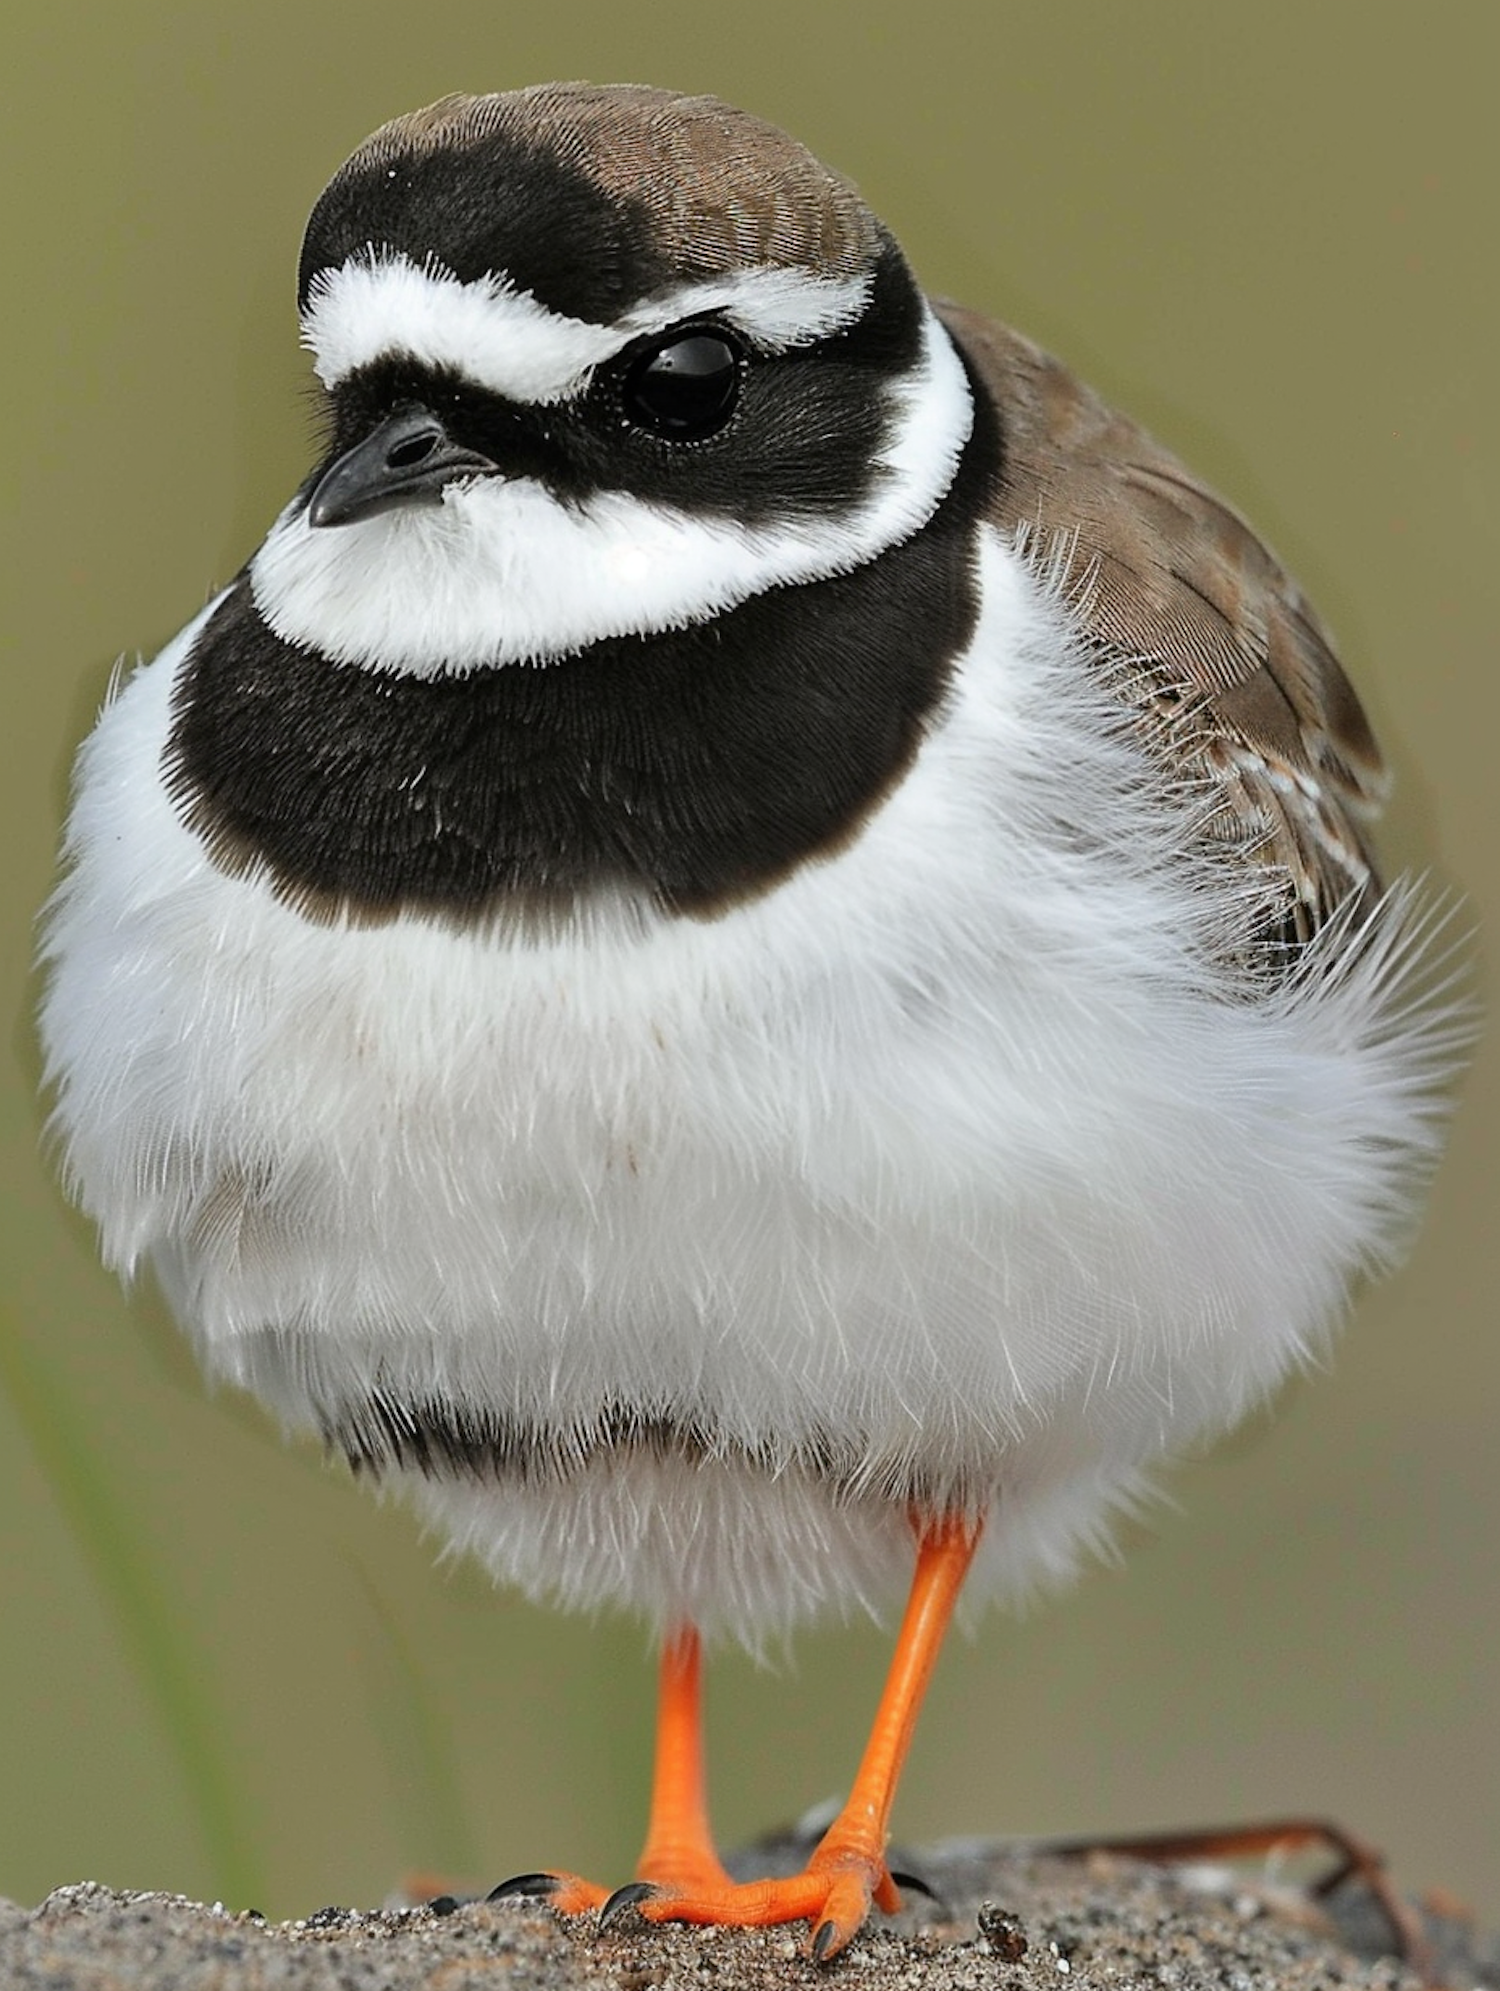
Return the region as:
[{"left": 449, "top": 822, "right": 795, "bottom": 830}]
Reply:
[{"left": 38, "top": 533, "right": 1449, "bottom": 1637}]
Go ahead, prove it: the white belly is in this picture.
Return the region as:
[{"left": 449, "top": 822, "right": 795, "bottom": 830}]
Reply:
[{"left": 39, "top": 538, "right": 1446, "bottom": 1637}]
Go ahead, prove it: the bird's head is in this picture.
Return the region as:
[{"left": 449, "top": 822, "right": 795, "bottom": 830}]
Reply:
[{"left": 249, "top": 84, "right": 974, "bottom": 677}]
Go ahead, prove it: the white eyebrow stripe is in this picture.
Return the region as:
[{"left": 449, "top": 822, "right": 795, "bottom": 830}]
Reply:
[{"left": 301, "top": 253, "right": 874, "bottom": 404}]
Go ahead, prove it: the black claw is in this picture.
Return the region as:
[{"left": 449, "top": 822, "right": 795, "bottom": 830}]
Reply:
[
  {"left": 598, "top": 1880, "right": 660, "bottom": 1929},
  {"left": 889, "top": 1867, "right": 945, "bottom": 1908},
  {"left": 426, "top": 1893, "right": 462, "bottom": 1916},
  {"left": 486, "top": 1873, "right": 560, "bottom": 1903},
  {"left": 811, "top": 1919, "right": 839, "bottom": 1963}
]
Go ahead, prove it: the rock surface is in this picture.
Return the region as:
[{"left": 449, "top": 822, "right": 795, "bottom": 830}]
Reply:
[{"left": 2, "top": 1839, "right": 1493, "bottom": 1991}]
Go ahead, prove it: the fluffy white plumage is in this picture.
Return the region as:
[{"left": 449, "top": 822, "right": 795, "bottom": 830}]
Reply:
[{"left": 39, "top": 527, "right": 1451, "bottom": 1640}]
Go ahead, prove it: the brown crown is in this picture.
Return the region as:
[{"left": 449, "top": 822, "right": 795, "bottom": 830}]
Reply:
[{"left": 333, "top": 84, "right": 880, "bottom": 280}]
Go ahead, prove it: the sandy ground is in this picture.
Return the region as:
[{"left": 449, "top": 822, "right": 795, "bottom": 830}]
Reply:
[{"left": 3, "top": 1836, "right": 1495, "bottom": 1991}]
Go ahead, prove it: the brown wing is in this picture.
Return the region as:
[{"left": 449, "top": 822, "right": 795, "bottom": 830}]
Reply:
[{"left": 937, "top": 301, "right": 1388, "bottom": 949}]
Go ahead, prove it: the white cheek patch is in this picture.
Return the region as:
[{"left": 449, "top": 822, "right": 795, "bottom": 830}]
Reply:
[
  {"left": 252, "top": 303, "right": 975, "bottom": 675},
  {"left": 302, "top": 252, "right": 874, "bottom": 405}
]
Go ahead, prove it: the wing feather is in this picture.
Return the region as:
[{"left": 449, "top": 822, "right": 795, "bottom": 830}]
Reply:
[{"left": 938, "top": 301, "right": 1387, "bottom": 946}]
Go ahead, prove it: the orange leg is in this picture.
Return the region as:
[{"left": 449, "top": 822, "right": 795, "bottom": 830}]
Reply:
[
  {"left": 632, "top": 1624, "right": 737, "bottom": 1895},
  {"left": 492, "top": 1511, "right": 981, "bottom": 1961},
  {"left": 493, "top": 1623, "right": 732, "bottom": 1916}
]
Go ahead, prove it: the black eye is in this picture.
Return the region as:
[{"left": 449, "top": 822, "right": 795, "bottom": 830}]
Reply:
[{"left": 622, "top": 328, "right": 742, "bottom": 440}]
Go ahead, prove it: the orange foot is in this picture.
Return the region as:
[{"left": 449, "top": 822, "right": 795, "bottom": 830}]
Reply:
[
  {"left": 490, "top": 1846, "right": 909, "bottom": 1962},
  {"left": 608, "top": 1847, "right": 910, "bottom": 1963}
]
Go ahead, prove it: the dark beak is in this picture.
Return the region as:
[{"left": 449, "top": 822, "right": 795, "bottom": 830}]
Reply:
[{"left": 307, "top": 406, "right": 500, "bottom": 529}]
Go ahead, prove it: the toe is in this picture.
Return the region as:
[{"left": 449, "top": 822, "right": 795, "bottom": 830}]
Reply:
[
  {"left": 599, "top": 1880, "right": 662, "bottom": 1929},
  {"left": 487, "top": 1870, "right": 610, "bottom": 1915},
  {"left": 808, "top": 1868, "right": 879, "bottom": 1961}
]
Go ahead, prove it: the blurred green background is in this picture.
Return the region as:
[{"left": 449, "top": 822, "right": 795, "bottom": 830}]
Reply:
[{"left": 3, "top": 0, "right": 1496, "bottom": 1932}]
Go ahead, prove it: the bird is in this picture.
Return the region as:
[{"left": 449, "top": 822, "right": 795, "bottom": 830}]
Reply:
[{"left": 38, "top": 82, "right": 1458, "bottom": 1961}]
